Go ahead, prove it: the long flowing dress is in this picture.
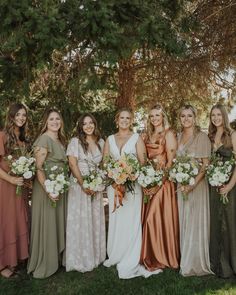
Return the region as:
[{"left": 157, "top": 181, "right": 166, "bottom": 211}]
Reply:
[
  {"left": 66, "top": 137, "right": 106, "bottom": 272},
  {"left": 140, "top": 130, "right": 180, "bottom": 270},
  {"left": 177, "top": 131, "right": 212, "bottom": 276},
  {"left": 27, "top": 134, "right": 67, "bottom": 278},
  {"left": 103, "top": 133, "right": 162, "bottom": 279},
  {"left": 209, "top": 145, "right": 236, "bottom": 278},
  {"left": 0, "top": 131, "right": 29, "bottom": 271}
]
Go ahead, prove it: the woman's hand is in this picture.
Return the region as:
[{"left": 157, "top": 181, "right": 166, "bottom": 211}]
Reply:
[
  {"left": 219, "top": 183, "right": 233, "bottom": 195},
  {"left": 143, "top": 186, "right": 159, "bottom": 196},
  {"left": 48, "top": 193, "right": 59, "bottom": 202},
  {"left": 180, "top": 184, "right": 195, "bottom": 195},
  {"left": 9, "top": 176, "right": 24, "bottom": 186},
  {"left": 82, "top": 187, "right": 96, "bottom": 196}
]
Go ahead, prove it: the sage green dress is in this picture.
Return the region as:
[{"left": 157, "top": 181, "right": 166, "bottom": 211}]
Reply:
[
  {"left": 27, "top": 134, "right": 67, "bottom": 279},
  {"left": 209, "top": 145, "right": 236, "bottom": 278}
]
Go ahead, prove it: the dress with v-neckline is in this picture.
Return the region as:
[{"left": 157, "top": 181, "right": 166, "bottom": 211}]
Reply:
[{"left": 113, "top": 133, "right": 135, "bottom": 155}]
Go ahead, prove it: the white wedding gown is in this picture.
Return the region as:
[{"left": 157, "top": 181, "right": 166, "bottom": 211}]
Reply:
[{"left": 103, "top": 133, "right": 162, "bottom": 279}]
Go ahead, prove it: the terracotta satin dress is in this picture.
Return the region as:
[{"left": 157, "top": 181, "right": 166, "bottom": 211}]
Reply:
[{"left": 140, "top": 132, "right": 180, "bottom": 270}]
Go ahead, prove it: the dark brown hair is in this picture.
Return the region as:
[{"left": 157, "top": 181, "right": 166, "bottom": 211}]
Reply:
[
  {"left": 208, "top": 104, "right": 232, "bottom": 148},
  {"left": 4, "top": 103, "right": 29, "bottom": 153},
  {"left": 38, "top": 108, "right": 66, "bottom": 146},
  {"left": 75, "top": 113, "right": 102, "bottom": 153}
]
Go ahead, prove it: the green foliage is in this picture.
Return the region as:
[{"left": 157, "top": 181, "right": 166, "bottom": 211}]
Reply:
[{"left": 0, "top": 265, "right": 236, "bottom": 295}]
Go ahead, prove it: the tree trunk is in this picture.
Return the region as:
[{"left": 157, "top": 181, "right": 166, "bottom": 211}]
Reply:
[{"left": 116, "top": 57, "right": 136, "bottom": 110}]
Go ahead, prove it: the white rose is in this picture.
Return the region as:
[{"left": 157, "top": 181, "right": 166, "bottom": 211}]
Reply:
[
  {"left": 7, "top": 155, "right": 13, "bottom": 161},
  {"left": 18, "top": 156, "right": 27, "bottom": 164},
  {"left": 144, "top": 176, "right": 152, "bottom": 185},
  {"left": 51, "top": 166, "right": 58, "bottom": 171},
  {"left": 23, "top": 171, "right": 33, "bottom": 179},
  {"left": 189, "top": 177, "right": 195, "bottom": 186}
]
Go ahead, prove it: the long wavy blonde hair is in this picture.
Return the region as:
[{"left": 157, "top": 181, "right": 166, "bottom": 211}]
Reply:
[
  {"left": 37, "top": 108, "right": 66, "bottom": 146},
  {"left": 208, "top": 104, "right": 232, "bottom": 148},
  {"left": 146, "top": 104, "right": 169, "bottom": 139}
]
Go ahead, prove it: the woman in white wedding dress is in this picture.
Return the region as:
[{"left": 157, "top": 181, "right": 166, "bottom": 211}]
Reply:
[
  {"left": 66, "top": 114, "right": 106, "bottom": 272},
  {"left": 103, "top": 108, "right": 162, "bottom": 279}
]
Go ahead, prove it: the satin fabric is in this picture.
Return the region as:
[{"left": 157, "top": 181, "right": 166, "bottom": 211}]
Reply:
[{"left": 140, "top": 132, "right": 180, "bottom": 270}]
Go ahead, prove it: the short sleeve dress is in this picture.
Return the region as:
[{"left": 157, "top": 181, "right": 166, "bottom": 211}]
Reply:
[
  {"left": 177, "top": 131, "right": 213, "bottom": 276},
  {"left": 65, "top": 137, "right": 106, "bottom": 272},
  {"left": 27, "top": 134, "right": 67, "bottom": 278},
  {"left": 0, "top": 131, "right": 29, "bottom": 270}
]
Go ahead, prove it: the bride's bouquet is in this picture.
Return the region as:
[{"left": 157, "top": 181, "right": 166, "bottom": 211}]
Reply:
[
  {"left": 138, "top": 162, "right": 164, "bottom": 203},
  {"left": 104, "top": 153, "right": 140, "bottom": 211},
  {"left": 82, "top": 167, "right": 107, "bottom": 193},
  {"left": 206, "top": 153, "right": 235, "bottom": 204},
  {"left": 6, "top": 154, "right": 36, "bottom": 195},
  {"left": 169, "top": 153, "right": 199, "bottom": 200},
  {"left": 44, "top": 165, "right": 70, "bottom": 207}
]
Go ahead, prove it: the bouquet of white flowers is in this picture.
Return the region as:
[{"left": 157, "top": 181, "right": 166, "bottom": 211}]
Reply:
[
  {"left": 169, "top": 153, "right": 199, "bottom": 200},
  {"left": 44, "top": 165, "right": 70, "bottom": 207},
  {"left": 138, "top": 163, "right": 164, "bottom": 203},
  {"left": 206, "top": 153, "right": 235, "bottom": 204},
  {"left": 104, "top": 153, "right": 140, "bottom": 211},
  {"left": 6, "top": 155, "right": 36, "bottom": 195},
  {"left": 83, "top": 167, "right": 106, "bottom": 193}
]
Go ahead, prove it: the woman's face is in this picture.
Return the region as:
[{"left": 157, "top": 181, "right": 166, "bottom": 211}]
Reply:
[
  {"left": 211, "top": 108, "right": 223, "bottom": 128},
  {"left": 82, "top": 116, "right": 95, "bottom": 136},
  {"left": 117, "top": 111, "right": 132, "bottom": 130},
  {"left": 46, "top": 112, "right": 61, "bottom": 132},
  {"left": 14, "top": 108, "right": 27, "bottom": 128},
  {"left": 180, "top": 109, "right": 195, "bottom": 129},
  {"left": 149, "top": 108, "right": 163, "bottom": 127}
]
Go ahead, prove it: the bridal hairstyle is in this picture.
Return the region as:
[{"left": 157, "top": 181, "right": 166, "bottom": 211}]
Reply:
[
  {"left": 208, "top": 104, "right": 232, "bottom": 148},
  {"left": 146, "top": 104, "right": 170, "bottom": 138},
  {"left": 75, "top": 113, "right": 102, "bottom": 153},
  {"left": 178, "top": 104, "right": 201, "bottom": 134},
  {"left": 114, "top": 107, "right": 134, "bottom": 130},
  {"left": 4, "top": 103, "right": 29, "bottom": 153},
  {"left": 38, "top": 107, "right": 66, "bottom": 146}
]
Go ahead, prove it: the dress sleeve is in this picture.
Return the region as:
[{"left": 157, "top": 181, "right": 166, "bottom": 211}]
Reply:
[
  {"left": 98, "top": 138, "right": 105, "bottom": 151},
  {"left": 66, "top": 137, "right": 79, "bottom": 158},
  {"left": 33, "top": 134, "right": 53, "bottom": 153},
  {"left": 0, "top": 131, "right": 6, "bottom": 157},
  {"left": 195, "top": 131, "right": 211, "bottom": 158}
]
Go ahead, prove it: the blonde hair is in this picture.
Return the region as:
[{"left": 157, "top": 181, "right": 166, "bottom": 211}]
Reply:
[
  {"left": 208, "top": 104, "right": 232, "bottom": 148},
  {"left": 146, "top": 104, "right": 169, "bottom": 138},
  {"left": 178, "top": 104, "right": 201, "bottom": 134},
  {"left": 114, "top": 108, "right": 134, "bottom": 130}
]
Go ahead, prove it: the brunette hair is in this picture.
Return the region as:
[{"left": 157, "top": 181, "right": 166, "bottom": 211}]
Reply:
[
  {"left": 114, "top": 108, "right": 134, "bottom": 130},
  {"left": 75, "top": 113, "right": 102, "bottom": 153},
  {"left": 4, "top": 103, "right": 29, "bottom": 153},
  {"left": 146, "top": 104, "right": 169, "bottom": 138},
  {"left": 208, "top": 104, "right": 232, "bottom": 148},
  {"left": 178, "top": 104, "right": 201, "bottom": 134},
  {"left": 38, "top": 108, "right": 66, "bottom": 146}
]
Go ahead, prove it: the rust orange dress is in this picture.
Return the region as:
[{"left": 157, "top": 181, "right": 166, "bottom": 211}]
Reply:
[
  {"left": 0, "top": 131, "right": 29, "bottom": 271},
  {"left": 140, "top": 131, "right": 180, "bottom": 270}
]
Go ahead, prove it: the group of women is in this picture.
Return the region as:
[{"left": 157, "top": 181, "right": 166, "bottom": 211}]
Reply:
[{"left": 0, "top": 102, "right": 236, "bottom": 280}]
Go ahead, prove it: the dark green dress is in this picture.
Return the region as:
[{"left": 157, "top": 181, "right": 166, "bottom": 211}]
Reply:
[
  {"left": 209, "top": 145, "right": 236, "bottom": 278},
  {"left": 27, "top": 134, "right": 67, "bottom": 278}
]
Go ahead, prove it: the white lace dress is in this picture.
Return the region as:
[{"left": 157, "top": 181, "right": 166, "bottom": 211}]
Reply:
[
  {"left": 66, "top": 137, "right": 106, "bottom": 272},
  {"left": 103, "top": 133, "right": 162, "bottom": 279}
]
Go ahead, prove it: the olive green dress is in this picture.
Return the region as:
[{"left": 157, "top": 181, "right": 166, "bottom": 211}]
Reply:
[
  {"left": 209, "top": 145, "right": 236, "bottom": 278},
  {"left": 27, "top": 134, "right": 67, "bottom": 279}
]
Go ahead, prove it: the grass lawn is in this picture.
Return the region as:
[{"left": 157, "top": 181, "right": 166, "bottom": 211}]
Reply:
[{"left": 1, "top": 265, "right": 236, "bottom": 295}]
